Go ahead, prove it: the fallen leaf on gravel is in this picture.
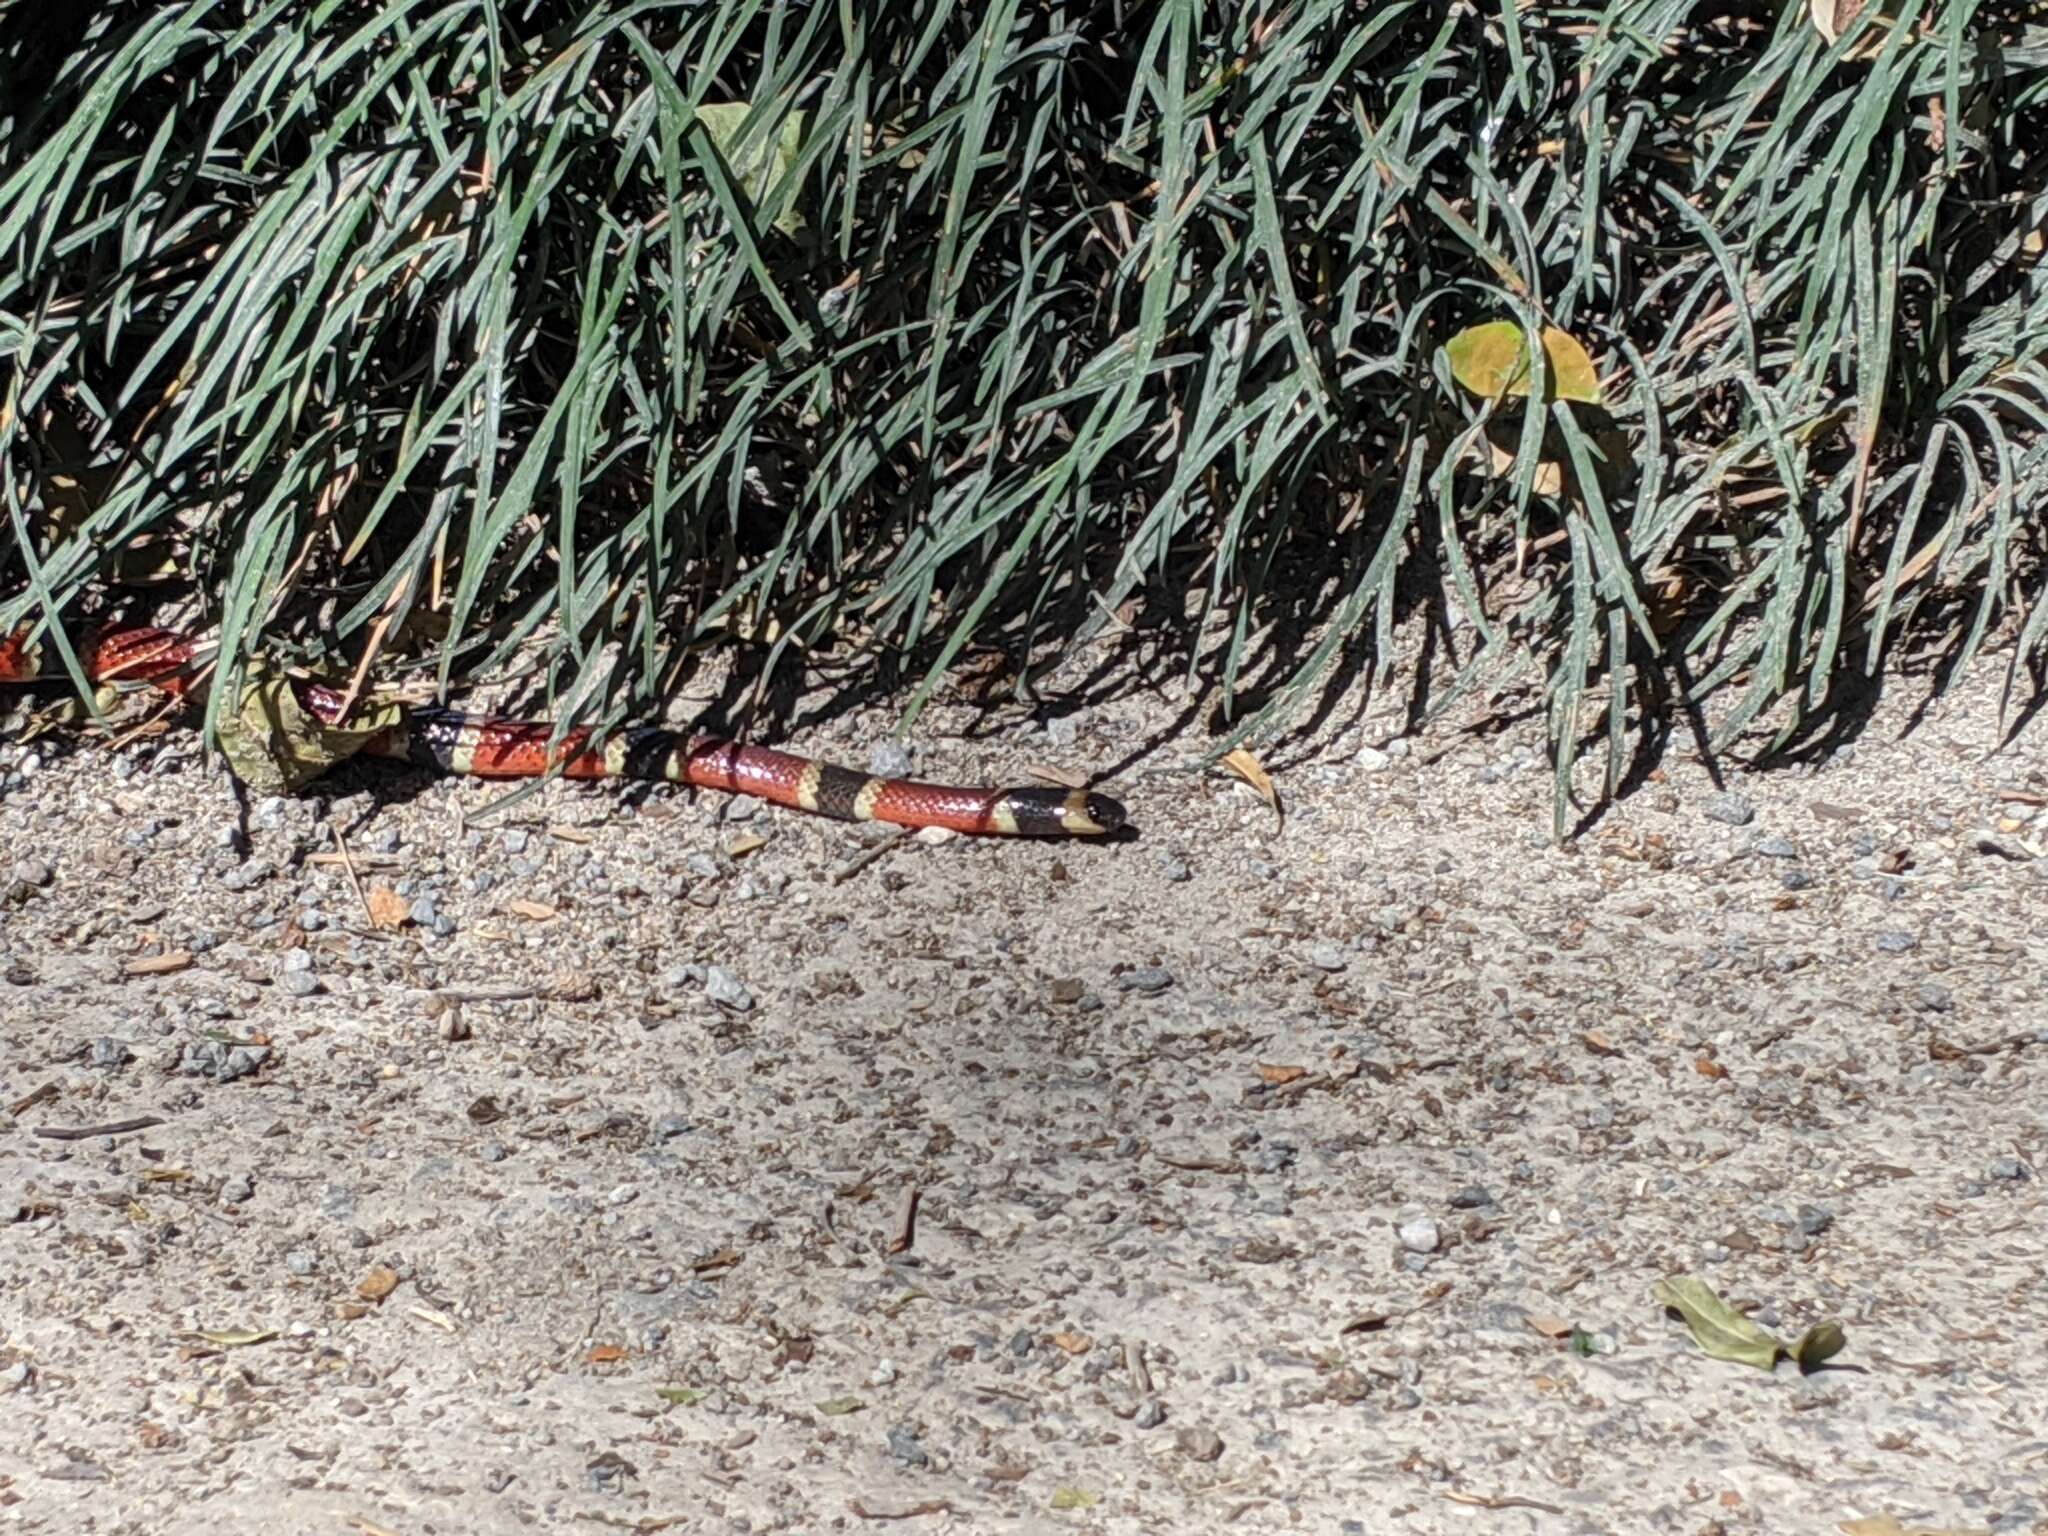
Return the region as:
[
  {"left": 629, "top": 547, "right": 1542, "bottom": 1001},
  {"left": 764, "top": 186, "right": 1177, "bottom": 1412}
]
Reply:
[
  {"left": 505, "top": 898, "right": 557, "bottom": 922},
  {"left": 1694, "top": 1053, "right": 1728, "bottom": 1081},
  {"left": 1792, "top": 1320, "right": 1848, "bottom": 1371},
  {"left": 1220, "top": 747, "right": 1281, "bottom": 823},
  {"left": 1657, "top": 1277, "right": 1779, "bottom": 1369},
  {"left": 1257, "top": 1063, "right": 1307, "bottom": 1085},
  {"left": 139, "top": 1168, "right": 192, "bottom": 1183},
  {"left": 657, "top": 1386, "right": 707, "bottom": 1406},
  {"left": 1050, "top": 1331, "right": 1093, "bottom": 1355},
  {"left": 366, "top": 885, "right": 409, "bottom": 930},
  {"left": 196, "top": 1328, "right": 278, "bottom": 1348},
  {"left": 1840, "top": 1518, "right": 1991, "bottom": 1536},
  {"left": 587, "top": 1344, "right": 627, "bottom": 1364},
  {"left": 1527, "top": 1313, "right": 1575, "bottom": 1339},
  {"left": 214, "top": 657, "right": 407, "bottom": 795},
  {"left": 1656, "top": 1275, "right": 1846, "bottom": 1374},
  {"left": 1339, "top": 1311, "right": 1391, "bottom": 1335},
  {"left": 691, "top": 1247, "right": 741, "bottom": 1273},
  {"left": 724, "top": 833, "right": 767, "bottom": 858},
  {"left": 1026, "top": 762, "right": 1087, "bottom": 789},
  {"left": 1581, "top": 1030, "right": 1621, "bottom": 1056},
  {"left": 815, "top": 1396, "right": 865, "bottom": 1416},
  {"left": 466, "top": 1095, "right": 506, "bottom": 1125},
  {"left": 124, "top": 950, "right": 193, "bottom": 977},
  {"left": 355, "top": 1265, "right": 401, "bottom": 1302},
  {"left": 1050, "top": 1488, "right": 1098, "bottom": 1511}
]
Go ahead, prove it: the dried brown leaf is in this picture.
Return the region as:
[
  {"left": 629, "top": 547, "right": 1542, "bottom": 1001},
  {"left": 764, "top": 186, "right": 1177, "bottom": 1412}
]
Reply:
[
  {"left": 1221, "top": 747, "right": 1281, "bottom": 821},
  {"left": 355, "top": 1265, "right": 401, "bottom": 1302}
]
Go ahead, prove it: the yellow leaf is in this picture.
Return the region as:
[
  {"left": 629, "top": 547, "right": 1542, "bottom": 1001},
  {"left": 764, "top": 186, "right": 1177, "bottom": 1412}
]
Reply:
[
  {"left": 1220, "top": 747, "right": 1281, "bottom": 821},
  {"left": 214, "top": 656, "right": 406, "bottom": 796},
  {"left": 1446, "top": 320, "right": 1603, "bottom": 405}
]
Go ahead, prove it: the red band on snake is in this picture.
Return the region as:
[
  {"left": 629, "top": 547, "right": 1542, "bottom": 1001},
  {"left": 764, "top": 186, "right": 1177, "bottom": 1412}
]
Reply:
[{"left": 1, "top": 624, "right": 1125, "bottom": 837}]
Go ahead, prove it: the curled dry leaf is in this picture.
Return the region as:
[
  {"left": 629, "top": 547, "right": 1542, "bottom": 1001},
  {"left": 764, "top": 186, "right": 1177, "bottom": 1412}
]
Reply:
[
  {"left": 1050, "top": 1331, "right": 1093, "bottom": 1356},
  {"left": 1257, "top": 1063, "right": 1308, "bottom": 1085},
  {"left": 213, "top": 656, "right": 406, "bottom": 797},
  {"left": 124, "top": 950, "right": 194, "bottom": 977},
  {"left": 355, "top": 1265, "right": 401, "bottom": 1302},
  {"left": 1655, "top": 1275, "right": 1848, "bottom": 1375},
  {"left": 1655, "top": 1276, "right": 1780, "bottom": 1371},
  {"left": 365, "top": 885, "right": 410, "bottom": 930},
  {"left": 1220, "top": 747, "right": 1281, "bottom": 822}
]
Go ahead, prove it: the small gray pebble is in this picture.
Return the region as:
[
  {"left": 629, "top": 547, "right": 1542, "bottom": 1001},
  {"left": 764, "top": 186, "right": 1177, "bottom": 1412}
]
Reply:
[
  {"left": 1158, "top": 856, "right": 1191, "bottom": 883},
  {"left": 1255, "top": 1142, "right": 1297, "bottom": 1174},
  {"left": 285, "top": 1249, "right": 317, "bottom": 1276},
  {"left": 1913, "top": 982, "right": 1954, "bottom": 1012},
  {"left": 502, "top": 830, "right": 530, "bottom": 855},
  {"left": 408, "top": 893, "right": 440, "bottom": 927},
  {"left": 1175, "top": 1427, "right": 1225, "bottom": 1463},
  {"left": 1117, "top": 967, "right": 1173, "bottom": 994},
  {"left": 704, "top": 965, "right": 753, "bottom": 1012},
  {"left": 369, "top": 826, "right": 401, "bottom": 854},
  {"left": 1248, "top": 858, "right": 1279, "bottom": 880},
  {"left": 1134, "top": 1399, "right": 1167, "bottom": 1429},
  {"left": 1, "top": 1362, "right": 32, "bottom": 1390},
  {"left": 653, "top": 1114, "right": 692, "bottom": 1140},
  {"left": 1044, "top": 715, "right": 1079, "bottom": 751},
  {"left": 218, "top": 860, "right": 272, "bottom": 892},
  {"left": 1306, "top": 943, "right": 1347, "bottom": 973},
  {"left": 685, "top": 852, "right": 720, "bottom": 879},
  {"left": 89, "top": 1037, "right": 133, "bottom": 1070},
  {"left": 1756, "top": 835, "right": 1798, "bottom": 858},
  {"left": 280, "top": 949, "right": 314, "bottom": 974},
  {"left": 1989, "top": 1156, "right": 2030, "bottom": 1182},
  {"left": 221, "top": 1174, "right": 254, "bottom": 1206},
  {"left": 281, "top": 970, "right": 321, "bottom": 998},
  {"left": 1875, "top": 930, "right": 1918, "bottom": 953},
  {"left": 1009, "top": 1329, "right": 1034, "bottom": 1357},
  {"left": 11, "top": 858, "right": 53, "bottom": 888},
  {"left": 1702, "top": 792, "right": 1755, "bottom": 826},
  {"left": 483, "top": 1142, "right": 507, "bottom": 1163},
  {"left": 1779, "top": 869, "right": 1814, "bottom": 890},
  {"left": 869, "top": 742, "right": 914, "bottom": 779},
  {"left": 1796, "top": 1204, "right": 1835, "bottom": 1237},
  {"left": 1448, "top": 1184, "right": 1494, "bottom": 1210},
  {"left": 886, "top": 1423, "right": 930, "bottom": 1467}
]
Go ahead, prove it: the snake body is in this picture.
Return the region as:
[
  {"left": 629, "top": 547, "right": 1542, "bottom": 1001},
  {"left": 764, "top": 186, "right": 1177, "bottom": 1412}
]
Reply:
[{"left": 1, "top": 624, "right": 1125, "bottom": 837}]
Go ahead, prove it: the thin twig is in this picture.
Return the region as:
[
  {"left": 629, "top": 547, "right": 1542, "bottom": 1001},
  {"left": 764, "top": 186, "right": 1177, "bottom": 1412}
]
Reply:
[
  {"left": 330, "top": 823, "right": 376, "bottom": 927},
  {"left": 831, "top": 826, "right": 911, "bottom": 885},
  {"left": 33, "top": 1116, "right": 166, "bottom": 1141}
]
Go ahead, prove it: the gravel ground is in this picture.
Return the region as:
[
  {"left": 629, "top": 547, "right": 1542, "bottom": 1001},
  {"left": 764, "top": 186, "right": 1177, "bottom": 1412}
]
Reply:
[{"left": 3, "top": 648, "right": 2046, "bottom": 1536}]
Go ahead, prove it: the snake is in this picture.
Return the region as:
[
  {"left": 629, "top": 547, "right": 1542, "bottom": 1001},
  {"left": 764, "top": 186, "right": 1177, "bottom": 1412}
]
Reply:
[{"left": 0, "top": 623, "right": 1126, "bottom": 837}]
